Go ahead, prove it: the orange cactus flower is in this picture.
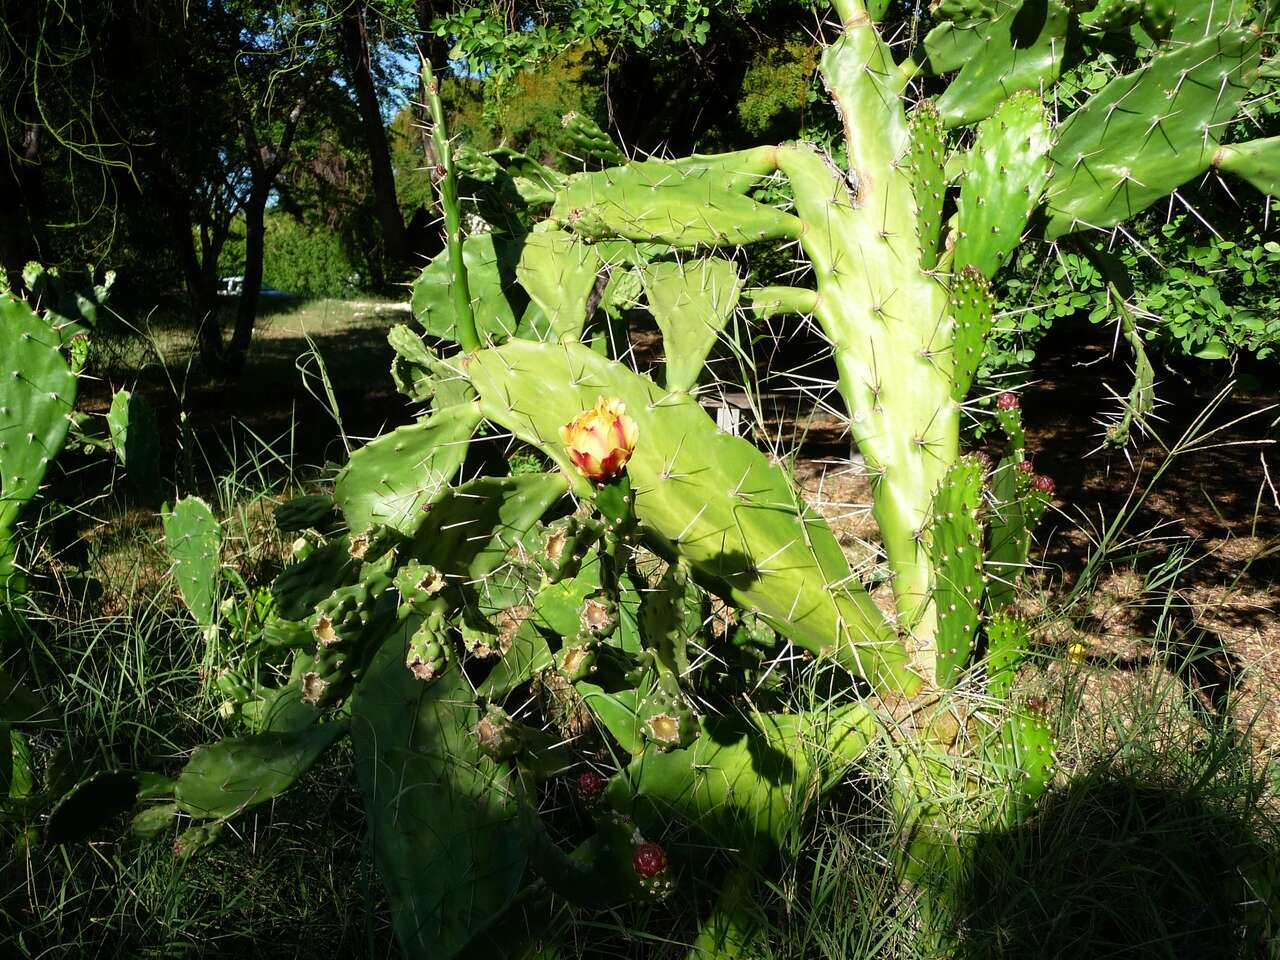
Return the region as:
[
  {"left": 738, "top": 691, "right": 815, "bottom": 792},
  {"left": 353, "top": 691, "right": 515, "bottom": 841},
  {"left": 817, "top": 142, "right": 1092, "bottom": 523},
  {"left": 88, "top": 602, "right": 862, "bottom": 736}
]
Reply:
[{"left": 560, "top": 397, "right": 638, "bottom": 482}]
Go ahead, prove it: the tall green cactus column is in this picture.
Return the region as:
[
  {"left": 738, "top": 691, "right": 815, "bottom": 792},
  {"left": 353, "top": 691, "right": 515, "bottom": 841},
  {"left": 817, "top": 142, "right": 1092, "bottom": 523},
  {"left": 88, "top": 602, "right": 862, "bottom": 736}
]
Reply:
[{"left": 777, "top": 0, "right": 956, "bottom": 679}]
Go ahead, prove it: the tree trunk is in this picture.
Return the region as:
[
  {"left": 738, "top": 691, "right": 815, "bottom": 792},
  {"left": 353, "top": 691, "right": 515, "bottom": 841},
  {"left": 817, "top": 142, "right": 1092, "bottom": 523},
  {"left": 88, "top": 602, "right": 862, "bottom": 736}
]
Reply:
[
  {"left": 338, "top": 0, "right": 408, "bottom": 271},
  {"left": 227, "top": 181, "right": 270, "bottom": 370},
  {"left": 0, "top": 122, "right": 45, "bottom": 288}
]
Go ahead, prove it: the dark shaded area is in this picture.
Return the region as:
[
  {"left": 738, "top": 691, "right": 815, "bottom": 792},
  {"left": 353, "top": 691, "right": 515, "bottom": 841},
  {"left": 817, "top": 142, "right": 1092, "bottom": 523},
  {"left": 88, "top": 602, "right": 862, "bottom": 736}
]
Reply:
[{"left": 953, "top": 763, "right": 1280, "bottom": 959}]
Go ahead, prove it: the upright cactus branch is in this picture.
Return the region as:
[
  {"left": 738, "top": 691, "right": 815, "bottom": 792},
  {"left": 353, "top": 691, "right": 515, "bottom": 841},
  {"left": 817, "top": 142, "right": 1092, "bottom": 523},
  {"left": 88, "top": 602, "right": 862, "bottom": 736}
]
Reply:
[{"left": 425, "top": 63, "right": 479, "bottom": 353}]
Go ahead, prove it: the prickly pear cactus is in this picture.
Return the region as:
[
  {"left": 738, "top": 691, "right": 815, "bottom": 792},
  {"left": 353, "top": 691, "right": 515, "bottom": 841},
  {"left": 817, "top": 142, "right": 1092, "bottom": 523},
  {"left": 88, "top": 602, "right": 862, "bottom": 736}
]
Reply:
[
  {"left": 154, "top": 4, "right": 1280, "bottom": 956},
  {"left": 162, "top": 497, "right": 221, "bottom": 633}
]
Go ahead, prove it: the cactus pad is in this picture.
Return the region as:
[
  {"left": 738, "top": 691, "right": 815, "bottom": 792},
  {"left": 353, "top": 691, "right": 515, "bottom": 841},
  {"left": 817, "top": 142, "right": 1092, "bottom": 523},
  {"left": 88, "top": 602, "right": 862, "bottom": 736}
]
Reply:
[
  {"left": 162, "top": 497, "right": 221, "bottom": 630},
  {"left": 174, "top": 722, "right": 348, "bottom": 820},
  {"left": 909, "top": 100, "right": 947, "bottom": 270},
  {"left": 640, "top": 257, "right": 742, "bottom": 392},
  {"left": 515, "top": 229, "right": 604, "bottom": 342},
  {"left": 1044, "top": 29, "right": 1260, "bottom": 238},
  {"left": 929, "top": 456, "right": 986, "bottom": 688},
  {"left": 953, "top": 91, "right": 1050, "bottom": 278},
  {"left": 334, "top": 405, "right": 482, "bottom": 537},
  {"left": 0, "top": 293, "right": 78, "bottom": 533},
  {"left": 466, "top": 339, "right": 918, "bottom": 693},
  {"left": 411, "top": 234, "right": 526, "bottom": 344},
  {"left": 949, "top": 267, "right": 996, "bottom": 402}
]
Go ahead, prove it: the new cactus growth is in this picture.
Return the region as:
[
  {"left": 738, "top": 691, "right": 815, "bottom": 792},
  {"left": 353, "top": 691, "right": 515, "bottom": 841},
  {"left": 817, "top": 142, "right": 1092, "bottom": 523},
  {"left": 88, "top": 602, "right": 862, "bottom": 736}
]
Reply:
[{"left": 158, "top": 8, "right": 1280, "bottom": 955}]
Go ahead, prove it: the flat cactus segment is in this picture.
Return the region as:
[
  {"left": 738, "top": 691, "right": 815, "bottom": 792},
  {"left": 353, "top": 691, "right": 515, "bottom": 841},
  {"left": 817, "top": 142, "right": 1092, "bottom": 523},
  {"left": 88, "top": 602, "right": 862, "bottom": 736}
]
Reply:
[
  {"left": 550, "top": 152, "right": 801, "bottom": 247},
  {"left": 162, "top": 497, "right": 221, "bottom": 629},
  {"left": 929, "top": 456, "right": 985, "bottom": 688},
  {"left": 935, "top": 0, "right": 1070, "bottom": 128},
  {"left": 640, "top": 257, "right": 743, "bottom": 392},
  {"left": 388, "top": 324, "right": 476, "bottom": 407},
  {"left": 174, "top": 722, "right": 348, "bottom": 820},
  {"left": 334, "top": 405, "right": 483, "bottom": 537},
  {"left": 466, "top": 340, "right": 918, "bottom": 694},
  {"left": 272, "top": 539, "right": 357, "bottom": 622},
  {"left": 411, "top": 234, "right": 526, "bottom": 344},
  {"left": 1044, "top": 29, "right": 1260, "bottom": 238},
  {"left": 985, "top": 459, "right": 1050, "bottom": 608},
  {"left": 409, "top": 473, "right": 569, "bottom": 582},
  {"left": 561, "top": 111, "right": 626, "bottom": 165},
  {"left": 273, "top": 494, "right": 335, "bottom": 533},
  {"left": 953, "top": 91, "right": 1050, "bottom": 278},
  {"left": 909, "top": 100, "right": 947, "bottom": 270},
  {"left": 516, "top": 229, "right": 604, "bottom": 343},
  {"left": 352, "top": 626, "right": 527, "bottom": 960},
  {"left": 949, "top": 267, "right": 996, "bottom": 402},
  {"left": 106, "top": 389, "right": 160, "bottom": 489},
  {"left": 0, "top": 293, "right": 78, "bottom": 531},
  {"left": 1079, "top": 0, "right": 1142, "bottom": 31},
  {"left": 576, "top": 681, "right": 647, "bottom": 754},
  {"left": 607, "top": 703, "right": 877, "bottom": 858},
  {"left": 1214, "top": 136, "right": 1280, "bottom": 197},
  {"left": 476, "top": 620, "right": 554, "bottom": 698},
  {"left": 639, "top": 560, "right": 702, "bottom": 679},
  {"left": 997, "top": 707, "right": 1055, "bottom": 814},
  {"left": 986, "top": 611, "right": 1031, "bottom": 700}
]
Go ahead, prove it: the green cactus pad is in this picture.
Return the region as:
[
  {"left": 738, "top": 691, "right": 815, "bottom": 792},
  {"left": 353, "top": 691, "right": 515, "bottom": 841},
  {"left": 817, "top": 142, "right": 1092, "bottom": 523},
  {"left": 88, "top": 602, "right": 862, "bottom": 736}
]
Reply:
[
  {"left": 273, "top": 494, "right": 335, "bottom": 533},
  {"left": 0, "top": 293, "right": 78, "bottom": 533},
  {"left": 388, "top": 324, "right": 477, "bottom": 408},
  {"left": 174, "top": 722, "right": 348, "bottom": 820},
  {"left": 272, "top": 538, "right": 358, "bottom": 622},
  {"left": 985, "top": 459, "right": 1050, "bottom": 608},
  {"left": 1139, "top": 0, "right": 1174, "bottom": 38},
  {"left": 948, "top": 267, "right": 996, "bottom": 402},
  {"left": 533, "top": 551, "right": 602, "bottom": 637},
  {"left": 997, "top": 707, "right": 1056, "bottom": 814},
  {"left": 575, "top": 680, "right": 647, "bottom": 755},
  {"left": 986, "top": 611, "right": 1031, "bottom": 700},
  {"left": 409, "top": 473, "right": 568, "bottom": 582},
  {"left": 515, "top": 229, "right": 604, "bottom": 342},
  {"left": 641, "top": 257, "right": 743, "bottom": 392},
  {"left": 1214, "top": 136, "right": 1280, "bottom": 197},
  {"left": 909, "top": 100, "right": 947, "bottom": 270},
  {"left": 466, "top": 339, "right": 918, "bottom": 693},
  {"left": 561, "top": 111, "right": 626, "bottom": 165},
  {"left": 551, "top": 151, "right": 801, "bottom": 247},
  {"left": 334, "top": 404, "right": 482, "bottom": 537},
  {"left": 411, "top": 234, "right": 526, "bottom": 344},
  {"left": 106, "top": 388, "right": 159, "bottom": 497},
  {"left": 930, "top": 455, "right": 985, "bottom": 688},
  {"left": 352, "top": 625, "right": 527, "bottom": 960},
  {"left": 933, "top": 1, "right": 1069, "bottom": 127},
  {"left": 162, "top": 497, "right": 221, "bottom": 629},
  {"left": 477, "top": 620, "right": 555, "bottom": 698},
  {"left": 639, "top": 560, "right": 702, "bottom": 680},
  {"left": 607, "top": 703, "right": 877, "bottom": 859},
  {"left": 954, "top": 91, "right": 1050, "bottom": 278},
  {"left": 1079, "top": 0, "right": 1142, "bottom": 31},
  {"left": 1044, "top": 29, "right": 1260, "bottom": 238}
]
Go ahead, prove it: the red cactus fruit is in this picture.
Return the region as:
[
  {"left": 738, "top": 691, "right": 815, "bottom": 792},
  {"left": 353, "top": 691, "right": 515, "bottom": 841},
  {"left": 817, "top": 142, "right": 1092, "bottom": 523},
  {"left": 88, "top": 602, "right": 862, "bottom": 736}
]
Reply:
[
  {"left": 996, "top": 392, "right": 1020, "bottom": 411},
  {"left": 1015, "top": 459, "right": 1034, "bottom": 474},
  {"left": 632, "top": 841, "right": 668, "bottom": 878},
  {"left": 1032, "top": 474, "right": 1055, "bottom": 495},
  {"left": 576, "top": 770, "right": 605, "bottom": 799}
]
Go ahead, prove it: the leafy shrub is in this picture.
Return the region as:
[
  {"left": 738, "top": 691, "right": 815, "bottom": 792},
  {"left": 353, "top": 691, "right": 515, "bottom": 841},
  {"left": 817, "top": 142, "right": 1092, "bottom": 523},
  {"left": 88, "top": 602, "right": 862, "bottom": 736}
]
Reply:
[{"left": 220, "top": 212, "right": 358, "bottom": 299}]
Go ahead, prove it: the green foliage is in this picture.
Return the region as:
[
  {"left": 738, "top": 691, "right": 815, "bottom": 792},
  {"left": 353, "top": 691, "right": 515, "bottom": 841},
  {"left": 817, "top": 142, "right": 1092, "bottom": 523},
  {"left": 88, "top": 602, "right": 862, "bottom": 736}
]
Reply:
[
  {"left": 220, "top": 212, "right": 358, "bottom": 299},
  {"left": 737, "top": 41, "right": 819, "bottom": 140}
]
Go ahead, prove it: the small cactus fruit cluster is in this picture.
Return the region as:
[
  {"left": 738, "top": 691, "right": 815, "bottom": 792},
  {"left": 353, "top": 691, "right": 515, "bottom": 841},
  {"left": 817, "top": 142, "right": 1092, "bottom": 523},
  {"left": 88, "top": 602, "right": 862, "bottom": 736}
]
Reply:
[{"left": 155, "top": 5, "right": 1280, "bottom": 956}]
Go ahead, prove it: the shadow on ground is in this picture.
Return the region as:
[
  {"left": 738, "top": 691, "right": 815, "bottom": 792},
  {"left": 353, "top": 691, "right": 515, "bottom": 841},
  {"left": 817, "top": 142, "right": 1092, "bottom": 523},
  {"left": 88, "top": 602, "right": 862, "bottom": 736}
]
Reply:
[{"left": 951, "top": 758, "right": 1280, "bottom": 960}]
